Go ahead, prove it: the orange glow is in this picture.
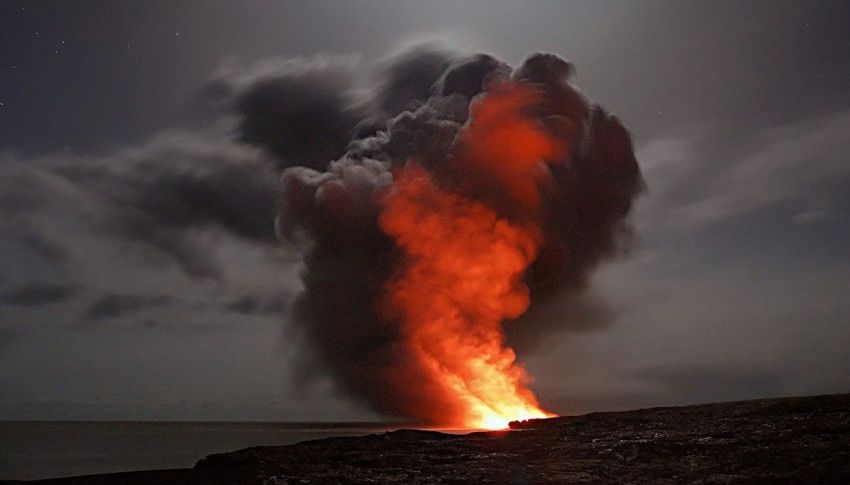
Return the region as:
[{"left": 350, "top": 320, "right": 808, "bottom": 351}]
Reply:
[
  {"left": 378, "top": 83, "right": 559, "bottom": 429},
  {"left": 456, "top": 82, "right": 567, "bottom": 212}
]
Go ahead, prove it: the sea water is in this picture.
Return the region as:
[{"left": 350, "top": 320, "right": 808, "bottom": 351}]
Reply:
[{"left": 0, "top": 421, "right": 406, "bottom": 480}]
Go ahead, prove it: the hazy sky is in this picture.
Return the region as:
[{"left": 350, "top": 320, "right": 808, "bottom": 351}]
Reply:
[{"left": 2, "top": 0, "right": 849, "bottom": 420}]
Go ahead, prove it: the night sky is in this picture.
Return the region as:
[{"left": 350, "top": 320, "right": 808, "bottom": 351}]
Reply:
[{"left": 2, "top": 0, "right": 850, "bottom": 421}]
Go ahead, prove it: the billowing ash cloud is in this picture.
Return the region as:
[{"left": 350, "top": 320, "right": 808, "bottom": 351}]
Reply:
[
  {"left": 207, "top": 56, "right": 364, "bottom": 171},
  {"left": 266, "top": 46, "right": 644, "bottom": 422}
]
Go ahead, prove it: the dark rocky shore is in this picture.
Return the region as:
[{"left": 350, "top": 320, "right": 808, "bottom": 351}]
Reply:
[{"left": 14, "top": 394, "right": 850, "bottom": 484}]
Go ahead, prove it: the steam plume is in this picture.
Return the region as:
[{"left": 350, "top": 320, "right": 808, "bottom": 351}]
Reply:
[{"left": 273, "top": 47, "right": 642, "bottom": 426}]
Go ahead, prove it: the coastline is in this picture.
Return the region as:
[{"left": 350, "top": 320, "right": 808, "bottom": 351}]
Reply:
[{"left": 8, "top": 393, "right": 850, "bottom": 484}]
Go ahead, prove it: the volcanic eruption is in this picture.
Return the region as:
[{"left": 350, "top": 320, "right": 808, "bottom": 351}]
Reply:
[{"left": 273, "top": 48, "right": 642, "bottom": 428}]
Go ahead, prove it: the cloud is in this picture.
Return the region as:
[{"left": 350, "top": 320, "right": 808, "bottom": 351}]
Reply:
[
  {"left": 0, "top": 131, "right": 277, "bottom": 282},
  {"left": 0, "top": 124, "right": 300, "bottom": 346},
  {"left": 515, "top": 110, "right": 850, "bottom": 416},
  {"left": 631, "top": 363, "right": 783, "bottom": 404},
  {"left": 207, "top": 56, "right": 364, "bottom": 170},
  {"left": 84, "top": 293, "right": 174, "bottom": 322},
  {"left": 0, "top": 326, "right": 21, "bottom": 350},
  {"left": 372, "top": 43, "right": 458, "bottom": 116},
  {"left": 0, "top": 53, "right": 353, "bottom": 349},
  {"left": 224, "top": 294, "right": 290, "bottom": 316},
  {"left": 639, "top": 110, "right": 850, "bottom": 228},
  {"left": 0, "top": 282, "right": 79, "bottom": 307},
  {"left": 0, "top": 55, "right": 368, "bottom": 330}
]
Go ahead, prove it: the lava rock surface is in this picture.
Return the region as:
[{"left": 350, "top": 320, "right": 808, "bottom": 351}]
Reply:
[{"left": 20, "top": 394, "right": 850, "bottom": 484}]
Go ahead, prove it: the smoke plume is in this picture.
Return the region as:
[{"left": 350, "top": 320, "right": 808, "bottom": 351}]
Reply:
[{"left": 271, "top": 46, "right": 643, "bottom": 426}]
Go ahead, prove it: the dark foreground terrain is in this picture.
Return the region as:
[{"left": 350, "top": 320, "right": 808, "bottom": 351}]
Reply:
[{"left": 11, "top": 394, "right": 850, "bottom": 484}]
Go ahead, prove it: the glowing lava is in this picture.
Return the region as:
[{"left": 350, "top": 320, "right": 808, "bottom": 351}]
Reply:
[{"left": 378, "top": 83, "right": 560, "bottom": 429}]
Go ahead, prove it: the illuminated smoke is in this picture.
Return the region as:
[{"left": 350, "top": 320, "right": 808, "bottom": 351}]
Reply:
[{"left": 273, "top": 47, "right": 643, "bottom": 427}]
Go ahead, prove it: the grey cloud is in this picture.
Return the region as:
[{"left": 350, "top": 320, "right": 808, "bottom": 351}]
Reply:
[
  {"left": 224, "top": 294, "right": 290, "bottom": 316},
  {"left": 0, "top": 326, "right": 21, "bottom": 350},
  {"left": 13, "top": 132, "right": 279, "bottom": 281},
  {"left": 536, "top": 249, "right": 850, "bottom": 416},
  {"left": 106, "top": 219, "right": 223, "bottom": 280},
  {"left": 0, "top": 125, "right": 297, "bottom": 352},
  {"left": 84, "top": 293, "right": 174, "bottom": 322},
  {"left": 128, "top": 318, "right": 244, "bottom": 336},
  {"left": 639, "top": 110, "right": 850, "bottom": 228},
  {"left": 632, "top": 364, "right": 784, "bottom": 405},
  {"left": 224, "top": 296, "right": 261, "bottom": 314},
  {"left": 132, "top": 163, "right": 278, "bottom": 243},
  {"left": 16, "top": 232, "right": 71, "bottom": 263},
  {"left": 540, "top": 364, "right": 784, "bottom": 415},
  {"left": 542, "top": 388, "right": 660, "bottom": 416},
  {"left": 0, "top": 282, "right": 79, "bottom": 307}
]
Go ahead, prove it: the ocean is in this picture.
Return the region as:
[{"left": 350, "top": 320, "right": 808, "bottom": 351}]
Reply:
[{"left": 0, "top": 421, "right": 409, "bottom": 481}]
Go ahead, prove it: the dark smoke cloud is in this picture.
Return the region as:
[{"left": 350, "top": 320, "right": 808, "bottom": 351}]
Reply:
[
  {"left": 208, "top": 57, "right": 363, "bottom": 171},
  {"left": 373, "top": 44, "right": 457, "bottom": 117},
  {"left": 270, "top": 46, "right": 644, "bottom": 421}
]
